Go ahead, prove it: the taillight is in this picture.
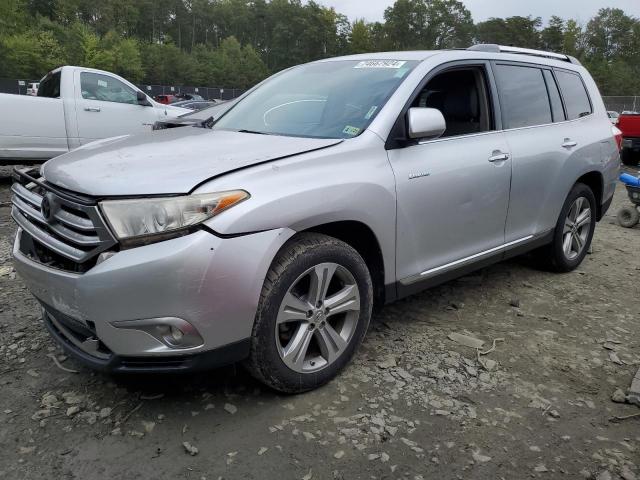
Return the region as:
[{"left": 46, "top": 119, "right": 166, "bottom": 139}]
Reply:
[{"left": 612, "top": 125, "right": 623, "bottom": 151}]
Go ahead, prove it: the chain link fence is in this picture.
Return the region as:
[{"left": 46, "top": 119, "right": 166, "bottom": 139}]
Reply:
[
  {"left": 0, "top": 78, "right": 246, "bottom": 100},
  {"left": 602, "top": 96, "right": 640, "bottom": 114},
  {"left": 1, "top": 78, "right": 636, "bottom": 113}
]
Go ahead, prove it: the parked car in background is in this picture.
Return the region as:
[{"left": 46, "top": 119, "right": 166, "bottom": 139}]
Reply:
[
  {"left": 175, "top": 93, "right": 205, "bottom": 101},
  {"left": 618, "top": 112, "right": 640, "bottom": 165},
  {"left": 171, "top": 99, "right": 219, "bottom": 111},
  {"left": 607, "top": 110, "right": 619, "bottom": 125},
  {"left": 0, "top": 66, "right": 189, "bottom": 164},
  {"left": 11, "top": 45, "right": 619, "bottom": 393},
  {"left": 153, "top": 99, "right": 235, "bottom": 129},
  {"left": 154, "top": 94, "right": 177, "bottom": 104},
  {"left": 26, "top": 82, "right": 39, "bottom": 96}
]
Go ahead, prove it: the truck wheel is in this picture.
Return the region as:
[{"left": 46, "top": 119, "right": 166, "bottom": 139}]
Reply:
[
  {"left": 538, "top": 183, "right": 596, "bottom": 272},
  {"left": 621, "top": 149, "right": 639, "bottom": 166},
  {"left": 246, "top": 233, "right": 372, "bottom": 393},
  {"left": 617, "top": 206, "right": 640, "bottom": 228}
]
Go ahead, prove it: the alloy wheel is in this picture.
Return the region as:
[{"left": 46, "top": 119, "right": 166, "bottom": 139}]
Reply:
[
  {"left": 275, "top": 262, "right": 361, "bottom": 373},
  {"left": 562, "top": 196, "right": 591, "bottom": 260}
]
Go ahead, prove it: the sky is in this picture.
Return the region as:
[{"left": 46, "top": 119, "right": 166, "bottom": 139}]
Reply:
[{"left": 316, "top": 0, "right": 640, "bottom": 25}]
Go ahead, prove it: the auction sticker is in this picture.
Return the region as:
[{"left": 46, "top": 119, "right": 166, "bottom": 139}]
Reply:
[
  {"left": 354, "top": 60, "right": 407, "bottom": 69},
  {"left": 343, "top": 125, "right": 361, "bottom": 136}
]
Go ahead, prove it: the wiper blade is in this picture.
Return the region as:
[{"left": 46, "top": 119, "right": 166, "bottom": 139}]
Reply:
[
  {"left": 237, "top": 129, "right": 271, "bottom": 135},
  {"left": 199, "top": 116, "right": 215, "bottom": 129}
]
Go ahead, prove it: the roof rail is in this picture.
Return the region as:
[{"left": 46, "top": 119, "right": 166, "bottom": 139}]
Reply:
[{"left": 467, "top": 44, "right": 582, "bottom": 66}]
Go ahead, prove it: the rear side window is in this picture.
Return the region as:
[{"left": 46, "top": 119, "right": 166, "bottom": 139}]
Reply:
[
  {"left": 37, "top": 71, "right": 61, "bottom": 98},
  {"left": 543, "top": 70, "right": 565, "bottom": 122},
  {"left": 555, "top": 71, "right": 592, "bottom": 120},
  {"left": 495, "top": 64, "right": 552, "bottom": 129}
]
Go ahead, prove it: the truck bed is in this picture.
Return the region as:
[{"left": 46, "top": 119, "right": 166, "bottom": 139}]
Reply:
[
  {"left": 0, "top": 93, "right": 69, "bottom": 163},
  {"left": 618, "top": 113, "right": 640, "bottom": 139}
]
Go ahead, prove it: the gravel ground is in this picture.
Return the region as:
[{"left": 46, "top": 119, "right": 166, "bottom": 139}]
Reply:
[{"left": 0, "top": 165, "right": 639, "bottom": 480}]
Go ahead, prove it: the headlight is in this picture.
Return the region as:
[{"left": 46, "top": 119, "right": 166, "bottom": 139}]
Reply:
[{"left": 99, "top": 190, "right": 249, "bottom": 242}]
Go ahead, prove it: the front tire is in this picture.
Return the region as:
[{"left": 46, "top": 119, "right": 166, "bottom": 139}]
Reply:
[
  {"left": 539, "top": 183, "right": 597, "bottom": 272},
  {"left": 246, "top": 233, "right": 373, "bottom": 393}
]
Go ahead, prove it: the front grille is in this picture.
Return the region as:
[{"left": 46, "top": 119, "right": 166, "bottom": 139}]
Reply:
[{"left": 11, "top": 168, "right": 116, "bottom": 271}]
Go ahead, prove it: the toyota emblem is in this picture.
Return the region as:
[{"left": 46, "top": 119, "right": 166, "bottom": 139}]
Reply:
[{"left": 41, "top": 196, "right": 52, "bottom": 221}]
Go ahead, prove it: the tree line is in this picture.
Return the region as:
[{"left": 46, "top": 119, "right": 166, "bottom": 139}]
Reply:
[{"left": 0, "top": 0, "right": 638, "bottom": 94}]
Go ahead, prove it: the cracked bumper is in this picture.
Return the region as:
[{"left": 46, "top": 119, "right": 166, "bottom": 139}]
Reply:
[{"left": 13, "top": 227, "right": 294, "bottom": 368}]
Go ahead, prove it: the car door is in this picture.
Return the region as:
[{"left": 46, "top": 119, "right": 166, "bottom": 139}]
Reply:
[
  {"left": 493, "top": 63, "right": 576, "bottom": 243},
  {"left": 386, "top": 63, "right": 512, "bottom": 288},
  {"left": 74, "top": 71, "right": 159, "bottom": 144}
]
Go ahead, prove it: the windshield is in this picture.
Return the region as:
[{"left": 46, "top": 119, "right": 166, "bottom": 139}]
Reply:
[{"left": 214, "top": 60, "right": 418, "bottom": 139}]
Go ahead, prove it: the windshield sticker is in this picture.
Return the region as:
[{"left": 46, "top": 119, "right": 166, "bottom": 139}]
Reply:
[
  {"left": 365, "top": 106, "right": 378, "bottom": 120},
  {"left": 394, "top": 67, "right": 410, "bottom": 78},
  {"left": 343, "top": 125, "right": 361, "bottom": 136},
  {"left": 354, "top": 60, "right": 407, "bottom": 69}
]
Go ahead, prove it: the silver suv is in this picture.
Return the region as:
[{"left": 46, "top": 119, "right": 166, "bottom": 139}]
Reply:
[{"left": 11, "top": 45, "right": 620, "bottom": 393}]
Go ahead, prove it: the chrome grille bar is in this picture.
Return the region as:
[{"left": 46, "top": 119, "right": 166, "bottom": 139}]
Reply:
[{"left": 11, "top": 169, "right": 117, "bottom": 266}]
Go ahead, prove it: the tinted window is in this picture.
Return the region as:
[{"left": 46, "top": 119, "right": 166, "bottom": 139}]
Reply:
[
  {"left": 555, "top": 71, "right": 592, "bottom": 120},
  {"left": 543, "top": 70, "right": 565, "bottom": 122},
  {"left": 37, "top": 71, "right": 61, "bottom": 98},
  {"left": 412, "top": 68, "right": 493, "bottom": 137},
  {"left": 80, "top": 72, "right": 138, "bottom": 105},
  {"left": 495, "top": 65, "right": 552, "bottom": 129}
]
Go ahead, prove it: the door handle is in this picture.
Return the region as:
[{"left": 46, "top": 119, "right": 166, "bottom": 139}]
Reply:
[
  {"left": 562, "top": 139, "right": 577, "bottom": 149},
  {"left": 84, "top": 107, "right": 101, "bottom": 112},
  {"left": 488, "top": 152, "right": 510, "bottom": 163}
]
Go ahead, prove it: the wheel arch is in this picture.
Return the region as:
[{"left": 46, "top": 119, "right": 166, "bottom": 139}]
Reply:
[
  {"left": 576, "top": 171, "right": 604, "bottom": 220},
  {"left": 300, "top": 221, "right": 387, "bottom": 310}
]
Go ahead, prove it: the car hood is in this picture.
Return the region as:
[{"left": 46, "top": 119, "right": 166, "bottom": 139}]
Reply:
[
  {"left": 163, "top": 104, "right": 191, "bottom": 116},
  {"left": 42, "top": 128, "right": 342, "bottom": 196}
]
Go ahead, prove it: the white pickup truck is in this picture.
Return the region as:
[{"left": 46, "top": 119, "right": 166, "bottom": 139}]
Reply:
[{"left": 0, "top": 66, "right": 189, "bottom": 164}]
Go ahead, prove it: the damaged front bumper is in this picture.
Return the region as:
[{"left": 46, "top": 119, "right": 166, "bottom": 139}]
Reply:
[{"left": 13, "top": 227, "right": 294, "bottom": 373}]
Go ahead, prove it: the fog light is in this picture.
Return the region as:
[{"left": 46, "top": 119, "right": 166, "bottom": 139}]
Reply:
[
  {"left": 170, "top": 326, "right": 183, "bottom": 342},
  {"left": 112, "top": 318, "right": 204, "bottom": 349}
]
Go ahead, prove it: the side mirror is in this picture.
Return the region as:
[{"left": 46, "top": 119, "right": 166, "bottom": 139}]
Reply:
[
  {"left": 137, "top": 91, "right": 151, "bottom": 106},
  {"left": 407, "top": 107, "right": 446, "bottom": 140}
]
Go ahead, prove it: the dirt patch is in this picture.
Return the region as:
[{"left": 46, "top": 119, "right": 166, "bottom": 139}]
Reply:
[{"left": 0, "top": 166, "right": 638, "bottom": 480}]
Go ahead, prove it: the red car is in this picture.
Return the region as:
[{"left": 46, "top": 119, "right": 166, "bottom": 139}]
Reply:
[
  {"left": 618, "top": 112, "right": 640, "bottom": 166},
  {"left": 154, "top": 94, "right": 177, "bottom": 105}
]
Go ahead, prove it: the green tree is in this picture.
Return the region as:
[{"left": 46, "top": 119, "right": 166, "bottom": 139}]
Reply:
[
  {"left": 541, "top": 16, "right": 565, "bottom": 52},
  {"left": 349, "top": 19, "right": 373, "bottom": 54},
  {"left": 476, "top": 16, "right": 542, "bottom": 48},
  {"left": 0, "top": 30, "right": 65, "bottom": 78},
  {"left": 584, "top": 8, "right": 637, "bottom": 61},
  {"left": 562, "top": 19, "right": 585, "bottom": 57}
]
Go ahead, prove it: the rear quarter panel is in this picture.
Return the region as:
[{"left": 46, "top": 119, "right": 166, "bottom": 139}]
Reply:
[{"left": 546, "top": 69, "right": 618, "bottom": 229}]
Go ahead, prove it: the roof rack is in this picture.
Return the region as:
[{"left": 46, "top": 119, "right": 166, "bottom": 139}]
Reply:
[{"left": 467, "top": 44, "right": 581, "bottom": 65}]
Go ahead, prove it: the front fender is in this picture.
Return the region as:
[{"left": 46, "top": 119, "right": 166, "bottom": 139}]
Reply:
[{"left": 198, "top": 131, "right": 398, "bottom": 285}]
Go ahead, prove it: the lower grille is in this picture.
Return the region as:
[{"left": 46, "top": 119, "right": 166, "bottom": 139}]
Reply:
[
  {"left": 11, "top": 168, "right": 116, "bottom": 272},
  {"left": 43, "top": 305, "right": 113, "bottom": 361}
]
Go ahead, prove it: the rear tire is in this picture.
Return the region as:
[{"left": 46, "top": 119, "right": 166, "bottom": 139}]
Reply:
[
  {"left": 245, "top": 233, "right": 373, "bottom": 393},
  {"left": 537, "top": 183, "right": 596, "bottom": 272},
  {"left": 617, "top": 206, "right": 640, "bottom": 228}
]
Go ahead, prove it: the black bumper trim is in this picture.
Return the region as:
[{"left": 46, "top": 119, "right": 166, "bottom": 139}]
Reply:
[
  {"left": 600, "top": 194, "right": 614, "bottom": 220},
  {"left": 43, "top": 312, "right": 251, "bottom": 374}
]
